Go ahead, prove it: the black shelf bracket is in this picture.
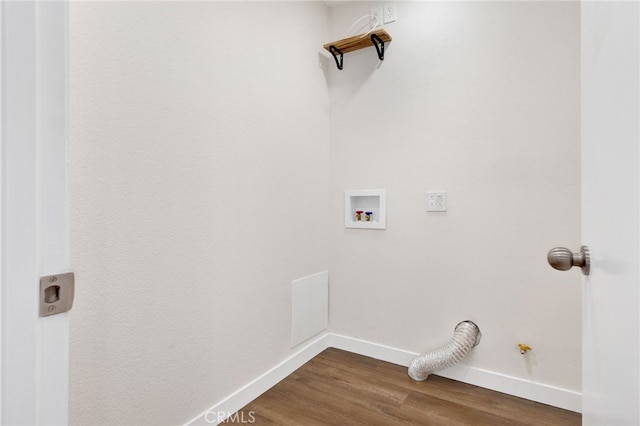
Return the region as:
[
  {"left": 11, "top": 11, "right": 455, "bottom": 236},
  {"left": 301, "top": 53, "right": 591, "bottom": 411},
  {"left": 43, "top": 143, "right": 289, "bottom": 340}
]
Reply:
[
  {"left": 371, "top": 33, "right": 385, "bottom": 61},
  {"left": 328, "top": 45, "right": 344, "bottom": 71}
]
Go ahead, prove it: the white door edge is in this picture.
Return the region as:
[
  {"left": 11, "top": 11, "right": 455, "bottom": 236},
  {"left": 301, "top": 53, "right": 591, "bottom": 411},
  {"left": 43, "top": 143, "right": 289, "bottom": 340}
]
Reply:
[
  {"left": 1, "top": 2, "right": 69, "bottom": 425},
  {"left": 0, "top": 1, "right": 4, "bottom": 420},
  {"left": 581, "top": 1, "right": 640, "bottom": 424}
]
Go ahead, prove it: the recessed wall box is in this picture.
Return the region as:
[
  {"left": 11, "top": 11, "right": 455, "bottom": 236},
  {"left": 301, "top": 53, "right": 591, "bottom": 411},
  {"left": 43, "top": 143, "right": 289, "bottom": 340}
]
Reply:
[{"left": 344, "top": 189, "right": 386, "bottom": 229}]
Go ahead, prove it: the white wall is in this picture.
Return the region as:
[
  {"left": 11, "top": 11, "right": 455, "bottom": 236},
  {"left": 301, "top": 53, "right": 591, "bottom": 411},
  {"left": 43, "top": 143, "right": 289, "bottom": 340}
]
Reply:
[
  {"left": 70, "top": 1, "right": 583, "bottom": 424},
  {"left": 69, "top": 2, "right": 330, "bottom": 425},
  {"left": 328, "top": 1, "right": 582, "bottom": 392}
]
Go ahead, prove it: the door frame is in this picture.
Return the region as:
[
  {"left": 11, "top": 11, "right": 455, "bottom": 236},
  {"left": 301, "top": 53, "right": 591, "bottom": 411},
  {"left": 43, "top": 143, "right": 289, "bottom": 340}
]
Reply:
[{"left": 1, "top": 2, "right": 70, "bottom": 424}]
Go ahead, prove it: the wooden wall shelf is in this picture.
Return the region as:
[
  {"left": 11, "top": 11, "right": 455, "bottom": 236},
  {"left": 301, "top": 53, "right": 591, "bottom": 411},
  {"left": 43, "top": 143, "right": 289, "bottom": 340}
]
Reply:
[{"left": 323, "top": 29, "right": 392, "bottom": 70}]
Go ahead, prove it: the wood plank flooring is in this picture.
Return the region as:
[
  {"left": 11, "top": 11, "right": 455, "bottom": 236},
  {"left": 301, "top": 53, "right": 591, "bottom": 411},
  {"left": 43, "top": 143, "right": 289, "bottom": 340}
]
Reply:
[{"left": 233, "top": 348, "right": 580, "bottom": 425}]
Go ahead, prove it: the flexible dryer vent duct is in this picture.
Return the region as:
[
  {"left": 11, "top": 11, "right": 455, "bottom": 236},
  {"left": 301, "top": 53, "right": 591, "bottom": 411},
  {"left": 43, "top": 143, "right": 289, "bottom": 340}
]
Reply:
[{"left": 408, "top": 321, "right": 481, "bottom": 381}]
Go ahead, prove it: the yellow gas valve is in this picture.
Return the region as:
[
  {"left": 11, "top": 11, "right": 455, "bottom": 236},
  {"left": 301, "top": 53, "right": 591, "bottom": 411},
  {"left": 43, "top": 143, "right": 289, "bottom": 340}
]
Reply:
[{"left": 518, "top": 343, "right": 532, "bottom": 354}]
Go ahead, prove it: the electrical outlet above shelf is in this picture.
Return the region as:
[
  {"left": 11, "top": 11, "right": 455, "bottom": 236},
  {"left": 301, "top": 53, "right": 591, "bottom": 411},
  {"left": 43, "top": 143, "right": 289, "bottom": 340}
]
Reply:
[{"left": 426, "top": 191, "right": 447, "bottom": 212}]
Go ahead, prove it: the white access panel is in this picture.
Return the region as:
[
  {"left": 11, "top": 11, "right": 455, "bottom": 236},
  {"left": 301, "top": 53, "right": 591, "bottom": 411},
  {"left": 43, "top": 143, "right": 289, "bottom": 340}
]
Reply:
[{"left": 291, "top": 271, "right": 328, "bottom": 347}]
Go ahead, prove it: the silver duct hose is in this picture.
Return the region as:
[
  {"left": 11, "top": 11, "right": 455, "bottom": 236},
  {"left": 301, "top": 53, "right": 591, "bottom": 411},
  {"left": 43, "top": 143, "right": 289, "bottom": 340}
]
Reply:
[{"left": 408, "top": 320, "right": 481, "bottom": 381}]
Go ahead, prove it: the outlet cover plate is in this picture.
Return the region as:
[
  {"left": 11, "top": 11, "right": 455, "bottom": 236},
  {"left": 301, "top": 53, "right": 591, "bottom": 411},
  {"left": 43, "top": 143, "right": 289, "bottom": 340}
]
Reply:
[
  {"left": 383, "top": 2, "right": 397, "bottom": 24},
  {"left": 426, "top": 191, "right": 447, "bottom": 212}
]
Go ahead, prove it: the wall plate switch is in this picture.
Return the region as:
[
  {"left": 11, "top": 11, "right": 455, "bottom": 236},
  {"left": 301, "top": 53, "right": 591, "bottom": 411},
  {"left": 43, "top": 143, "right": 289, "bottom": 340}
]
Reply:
[
  {"left": 426, "top": 191, "right": 447, "bottom": 212},
  {"left": 370, "top": 6, "right": 383, "bottom": 29},
  {"left": 383, "top": 2, "right": 397, "bottom": 24}
]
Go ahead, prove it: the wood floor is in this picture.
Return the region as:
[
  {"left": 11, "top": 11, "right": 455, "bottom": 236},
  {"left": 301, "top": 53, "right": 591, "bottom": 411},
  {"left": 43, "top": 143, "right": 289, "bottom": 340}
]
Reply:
[{"left": 233, "top": 348, "right": 580, "bottom": 425}]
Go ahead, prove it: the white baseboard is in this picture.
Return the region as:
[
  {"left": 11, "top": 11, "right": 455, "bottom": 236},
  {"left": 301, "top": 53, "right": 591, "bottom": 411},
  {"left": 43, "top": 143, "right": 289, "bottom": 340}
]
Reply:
[
  {"left": 327, "top": 334, "right": 582, "bottom": 413},
  {"left": 185, "top": 333, "right": 581, "bottom": 425},
  {"left": 185, "top": 334, "right": 330, "bottom": 426}
]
